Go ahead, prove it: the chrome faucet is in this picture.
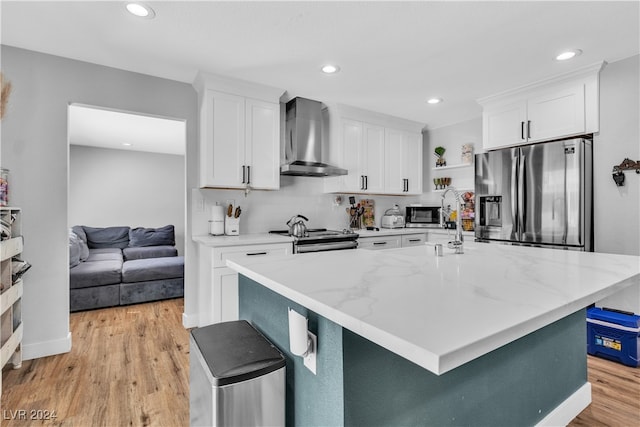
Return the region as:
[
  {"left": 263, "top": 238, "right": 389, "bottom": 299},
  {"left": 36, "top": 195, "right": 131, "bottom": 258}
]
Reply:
[{"left": 440, "top": 186, "right": 464, "bottom": 254}]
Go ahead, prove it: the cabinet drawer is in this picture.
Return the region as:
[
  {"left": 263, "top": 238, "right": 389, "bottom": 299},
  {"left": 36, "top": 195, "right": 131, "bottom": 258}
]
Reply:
[
  {"left": 358, "top": 236, "right": 401, "bottom": 250},
  {"left": 401, "top": 234, "right": 428, "bottom": 247},
  {"left": 212, "top": 243, "right": 292, "bottom": 268}
]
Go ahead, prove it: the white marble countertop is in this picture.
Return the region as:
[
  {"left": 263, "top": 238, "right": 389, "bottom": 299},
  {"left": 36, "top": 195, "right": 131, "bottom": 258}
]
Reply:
[
  {"left": 227, "top": 242, "right": 640, "bottom": 375},
  {"left": 193, "top": 233, "right": 293, "bottom": 247}
]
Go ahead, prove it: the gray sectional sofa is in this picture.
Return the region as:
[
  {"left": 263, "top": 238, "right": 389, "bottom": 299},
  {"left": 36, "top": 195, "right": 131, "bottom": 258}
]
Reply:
[{"left": 69, "top": 225, "right": 184, "bottom": 312}]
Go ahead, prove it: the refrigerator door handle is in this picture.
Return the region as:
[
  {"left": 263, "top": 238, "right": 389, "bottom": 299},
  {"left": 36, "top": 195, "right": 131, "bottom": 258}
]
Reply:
[
  {"left": 511, "top": 150, "right": 519, "bottom": 239},
  {"left": 518, "top": 150, "right": 526, "bottom": 240}
]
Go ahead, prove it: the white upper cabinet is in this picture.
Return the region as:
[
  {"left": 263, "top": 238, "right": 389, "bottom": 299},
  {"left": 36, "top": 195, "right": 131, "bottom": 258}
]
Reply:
[
  {"left": 323, "top": 103, "right": 424, "bottom": 195},
  {"left": 478, "top": 61, "right": 605, "bottom": 150},
  {"left": 194, "top": 72, "right": 285, "bottom": 189},
  {"left": 361, "top": 123, "right": 386, "bottom": 193},
  {"left": 385, "top": 128, "right": 422, "bottom": 195}
]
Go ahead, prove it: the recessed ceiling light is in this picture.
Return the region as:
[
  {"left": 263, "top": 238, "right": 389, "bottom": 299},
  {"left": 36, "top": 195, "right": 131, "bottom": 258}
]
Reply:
[
  {"left": 122, "top": 142, "right": 133, "bottom": 147},
  {"left": 321, "top": 64, "right": 340, "bottom": 74},
  {"left": 555, "top": 49, "right": 582, "bottom": 61},
  {"left": 125, "top": 2, "right": 155, "bottom": 19},
  {"left": 426, "top": 98, "right": 443, "bottom": 105}
]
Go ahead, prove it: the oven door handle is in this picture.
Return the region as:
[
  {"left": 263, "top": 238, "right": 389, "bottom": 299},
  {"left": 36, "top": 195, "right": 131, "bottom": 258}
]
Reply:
[{"left": 295, "top": 241, "right": 358, "bottom": 253}]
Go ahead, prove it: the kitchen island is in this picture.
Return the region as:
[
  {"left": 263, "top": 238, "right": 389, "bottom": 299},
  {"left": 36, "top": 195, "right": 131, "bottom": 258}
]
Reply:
[{"left": 227, "top": 243, "right": 640, "bottom": 426}]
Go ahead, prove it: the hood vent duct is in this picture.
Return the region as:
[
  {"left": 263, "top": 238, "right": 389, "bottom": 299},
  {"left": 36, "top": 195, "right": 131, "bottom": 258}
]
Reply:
[{"left": 280, "top": 97, "right": 348, "bottom": 177}]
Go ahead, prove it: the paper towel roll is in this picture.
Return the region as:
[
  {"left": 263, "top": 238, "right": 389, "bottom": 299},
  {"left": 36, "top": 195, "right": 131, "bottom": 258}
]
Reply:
[
  {"left": 288, "top": 308, "right": 309, "bottom": 356},
  {"left": 211, "top": 204, "right": 225, "bottom": 221}
]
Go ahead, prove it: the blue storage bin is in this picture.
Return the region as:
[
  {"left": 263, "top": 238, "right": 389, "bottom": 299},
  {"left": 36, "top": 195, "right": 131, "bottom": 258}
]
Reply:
[{"left": 586, "top": 307, "right": 640, "bottom": 367}]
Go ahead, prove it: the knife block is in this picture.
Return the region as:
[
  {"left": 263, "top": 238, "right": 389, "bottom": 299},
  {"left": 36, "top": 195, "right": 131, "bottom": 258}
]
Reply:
[{"left": 225, "top": 217, "right": 240, "bottom": 236}]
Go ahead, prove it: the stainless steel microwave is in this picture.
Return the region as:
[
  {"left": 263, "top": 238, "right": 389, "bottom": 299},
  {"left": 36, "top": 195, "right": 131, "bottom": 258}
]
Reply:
[{"left": 405, "top": 205, "right": 441, "bottom": 228}]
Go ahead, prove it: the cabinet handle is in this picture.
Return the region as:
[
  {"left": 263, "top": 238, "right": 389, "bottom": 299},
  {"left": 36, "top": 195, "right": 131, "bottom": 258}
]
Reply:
[
  {"left": 364, "top": 175, "right": 368, "bottom": 190},
  {"left": 246, "top": 252, "right": 267, "bottom": 256},
  {"left": 247, "top": 165, "right": 251, "bottom": 185},
  {"left": 408, "top": 239, "right": 421, "bottom": 242},
  {"left": 527, "top": 120, "right": 531, "bottom": 139},
  {"left": 373, "top": 241, "right": 387, "bottom": 246},
  {"left": 404, "top": 178, "right": 409, "bottom": 192},
  {"left": 360, "top": 175, "right": 365, "bottom": 190},
  {"left": 521, "top": 121, "right": 525, "bottom": 140},
  {"left": 242, "top": 165, "right": 246, "bottom": 184}
]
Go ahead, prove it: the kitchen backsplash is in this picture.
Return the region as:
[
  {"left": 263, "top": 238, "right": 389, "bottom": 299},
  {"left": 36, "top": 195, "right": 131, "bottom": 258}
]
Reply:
[{"left": 192, "top": 176, "right": 425, "bottom": 235}]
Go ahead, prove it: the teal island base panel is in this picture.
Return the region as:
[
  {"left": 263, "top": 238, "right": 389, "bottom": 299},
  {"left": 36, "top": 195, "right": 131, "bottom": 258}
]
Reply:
[{"left": 238, "top": 274, "right": 587, "bottom": 427}]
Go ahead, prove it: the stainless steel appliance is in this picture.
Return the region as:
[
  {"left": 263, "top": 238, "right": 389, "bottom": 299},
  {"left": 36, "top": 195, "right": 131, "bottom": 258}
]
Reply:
[
  {"left": 269, "top": 228, "right": 358, "bottom": 253},
  {"left": 475, "top": 137, "right": 593, "bottom": 251},
  {"left": 405, "top": 205, "right": 442, "bottom": 228},
  {"left": 280, "top": 97, "right": 348, "bottom": 177}
]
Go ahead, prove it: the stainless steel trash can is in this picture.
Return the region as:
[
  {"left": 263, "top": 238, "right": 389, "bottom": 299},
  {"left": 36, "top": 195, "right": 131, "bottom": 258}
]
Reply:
[{"left": 190, "top": 320, "right": 286, "bottom": 427}]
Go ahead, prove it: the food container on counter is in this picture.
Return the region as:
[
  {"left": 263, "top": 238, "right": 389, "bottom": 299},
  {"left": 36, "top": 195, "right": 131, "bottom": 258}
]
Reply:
[{"left": 0, "top": 168, "right": 9, "bottom": 207}]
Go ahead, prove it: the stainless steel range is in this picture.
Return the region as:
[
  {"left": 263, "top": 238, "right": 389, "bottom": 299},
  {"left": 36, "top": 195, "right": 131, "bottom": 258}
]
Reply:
[{"left": 269, "top": 229, "right": 359, "bottom": 254}]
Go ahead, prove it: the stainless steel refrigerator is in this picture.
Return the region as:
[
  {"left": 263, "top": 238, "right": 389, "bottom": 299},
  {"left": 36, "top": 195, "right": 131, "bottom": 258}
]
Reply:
[{"left": 475, "top": 138, "right": 593, "bottom": 251}]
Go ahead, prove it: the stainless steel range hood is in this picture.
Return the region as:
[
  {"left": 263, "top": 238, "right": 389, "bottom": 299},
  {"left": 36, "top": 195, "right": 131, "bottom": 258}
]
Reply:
[{"left": 280, "top": 97, "right": 348, "bottom": 177}]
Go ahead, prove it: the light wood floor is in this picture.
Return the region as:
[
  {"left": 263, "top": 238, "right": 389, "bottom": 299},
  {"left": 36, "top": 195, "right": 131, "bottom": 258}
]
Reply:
[
  {"left": 1, "top": 299, "right": 190, "bottom": 426},
  {"left": 2, "top": 299, "right": 639, "bottom": 426}
]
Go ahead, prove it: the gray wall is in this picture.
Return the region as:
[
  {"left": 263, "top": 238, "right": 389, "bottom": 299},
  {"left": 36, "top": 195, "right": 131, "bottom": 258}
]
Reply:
[
  {"left": 593, "top": 55, "right": 640, "bottom": 312},
  {"left": 69, "top": 145, "right": 185, "bottom": 255},
  {"left": 0, "top": 45, "right": 197, "bottom": 359}
]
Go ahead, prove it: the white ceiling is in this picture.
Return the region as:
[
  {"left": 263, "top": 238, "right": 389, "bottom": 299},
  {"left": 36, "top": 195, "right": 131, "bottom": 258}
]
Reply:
[
  {"left": 68, "top": 104, "right": 186, "bottom": 155},
  {"left": 2, "top": 1, "right": 639, "bottom": 149}
]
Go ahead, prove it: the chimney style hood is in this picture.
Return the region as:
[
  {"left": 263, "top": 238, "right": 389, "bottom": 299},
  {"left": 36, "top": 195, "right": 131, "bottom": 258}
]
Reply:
[{"left": 280, "top": 97, "right": 348, "bottom": 177}]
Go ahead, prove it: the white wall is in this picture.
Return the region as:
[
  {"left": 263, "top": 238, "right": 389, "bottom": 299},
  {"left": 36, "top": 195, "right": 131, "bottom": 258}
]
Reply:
[
  {"left": 69, "top": 145, "right": 185, "bottom": 254},
  {"left": 0, "top": 45, "right": 198, "bottom": 360},
  {"left": 593, "top": 54, "right": 640, "bottom": 313},
  {"left": 192, "top": 176, "right": 422, "bottom": 237},
  {"left": 422, "top": 118, "right": 482, "bottom": 205}
]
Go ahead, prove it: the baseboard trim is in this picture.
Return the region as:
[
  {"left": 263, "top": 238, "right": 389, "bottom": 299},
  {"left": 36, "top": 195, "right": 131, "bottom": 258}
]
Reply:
[
  {"left": 182, "top": 311, "right": 198, "bottom": 329},
  {"left": 536, "top": 382, "right": 592, "bottom": 426},
  {"left": 23, "top": 332, "right": 72, "bottom": 360}
]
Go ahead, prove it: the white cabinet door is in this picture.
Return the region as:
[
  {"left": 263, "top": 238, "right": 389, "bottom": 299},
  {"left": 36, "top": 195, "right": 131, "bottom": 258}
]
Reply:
[
  {"left": 201, "top": 90, "right": 245, "bottom": 187},
  {"left": 385, "top": 129, "right": 423, "bottom": 195},
  {"left": 527, "top": 83, "right": 585, "bottom": 143},
  {"left": 482, "top": 101, "right": 527, "bottom": 150},
  {"left": 245, "top": 99, "right": 280, "bottom": 190},
  {"left": 384, "top": 128, "right": 405, "bottom": 194},
  {"left": 401, "top": 233, "right": 428, "bottom": 247},
  {"left": 362, "top": 123, "right": 385, "bottom": 193},
  {"left": 403, "top": 132, "right": 423, "bottom": 195},
  {"left": 212, "top": 267, "right": 239, "bottom": 323},
  {"left": 341, "top": 119, "right": 364, "bottom": 192},
  {"left": 359, "top": 235, "right": 402, "bottom": 250}
]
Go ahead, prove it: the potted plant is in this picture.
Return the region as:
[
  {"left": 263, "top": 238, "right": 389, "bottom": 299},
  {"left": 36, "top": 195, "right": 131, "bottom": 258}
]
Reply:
[{"left": 434, "top": 146, "right": 446, "bottom": 167}]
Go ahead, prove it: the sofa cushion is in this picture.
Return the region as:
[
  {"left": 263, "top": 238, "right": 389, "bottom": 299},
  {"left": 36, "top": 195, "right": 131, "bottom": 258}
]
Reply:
[
  {"left": 84, "top": 226, "right": 130, "bottom": 249},
  {"left": 72, "top": 225, "right": 87, "bottom": 243},
  {"left": 86, "top": 248, "right": 124, "bottom": 263},
  {"left": 69, "top": 231, "right": 81, "bottom": 268},
  {"left": 122, "top": 256, "right": 184, "bottom": 283},
  {"left": 70, "top": 284, "right": 120, "bottom": 312},
  {"left": 123, "top": 245, "right": 177, "bottom": 261},
  {"left": 120, "top": 278, "right": 184, "bottom": 306},
  {"left": 69, "top": 259, "right": 123, "bottom": 289},
  {"left": 129, "top": 225, "right": 175, "bottom": 247}
]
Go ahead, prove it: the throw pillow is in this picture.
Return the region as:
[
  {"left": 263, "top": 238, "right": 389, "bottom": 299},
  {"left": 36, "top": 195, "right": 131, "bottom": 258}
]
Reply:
[
  {"left": 129, "top": 225, "right": 175, "bottom": 247},
  {"left": 71, "top": 225, "right": 87, "bottom": 243},
  {"left": 69, "top": 231, "right": 81, "bottom": 268},
  {"left": 84, "top": 226, "right": 131, "bottom": 249}
]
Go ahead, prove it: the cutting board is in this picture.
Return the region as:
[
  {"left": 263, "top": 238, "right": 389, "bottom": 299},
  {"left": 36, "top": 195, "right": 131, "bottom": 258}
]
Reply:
[{"left": 360, "top": 199, "right": 375, "bottom": 228}]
